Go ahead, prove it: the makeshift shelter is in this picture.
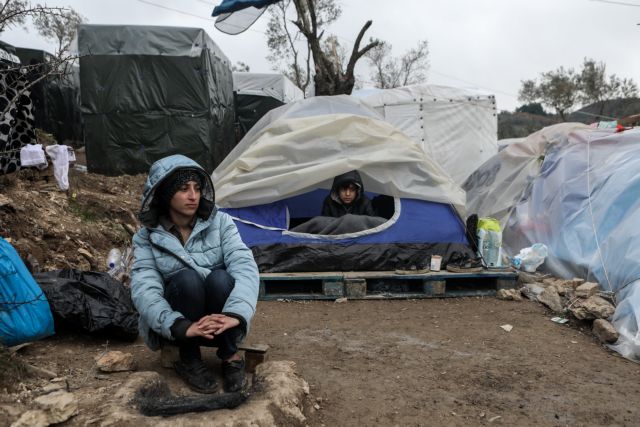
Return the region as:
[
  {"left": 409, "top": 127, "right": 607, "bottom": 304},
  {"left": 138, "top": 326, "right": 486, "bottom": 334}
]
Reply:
[
  {"left": 213, "top": 95, "right": 474, "bottom": 272},
  {"left": 233, "top": 72, "right": 304, "bottom": 140},
  {"left": 464, "top": 123, "right": 640, "bottom": 361},
  {"left": 0, "top": 41, "right": 37, "bottom": 176},
  {"left": 356, "top": 84, "right": 498, "bottom": 185},
  {"left": 14, "top": 47, "right": 83, "bottom": 144},
  {"left": 77, "top": 24, "right": 234, "bottom": 175}
]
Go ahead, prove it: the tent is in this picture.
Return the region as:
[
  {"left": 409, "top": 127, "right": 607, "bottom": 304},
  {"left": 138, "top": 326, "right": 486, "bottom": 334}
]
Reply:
[
  {"left": 213, "top": 95, "right": 474, "bottom": 272},
  {"left": 14, "top": 47, "right": 83, "bottom": 145},
  {"left": 356, "top": 84, "right": 498, "bottom": 185},
  {"left": 464, "top": 123, "right": 640, "bottom": 361},
  {"left": 233, "top": 72, "right": 304, "bottom": 140},
  {"left": 0, "top": 41, "right": 38, "bottom": 176},
  {"left": 77, "top": 24, "right": 234, "bottom": 175}
]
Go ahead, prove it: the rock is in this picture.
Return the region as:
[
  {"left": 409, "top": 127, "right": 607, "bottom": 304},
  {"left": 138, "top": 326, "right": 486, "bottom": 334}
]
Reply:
[
  {"left": 10, "top": 409, "right": 49, "bottom": 427},
  {"left": 593, "top": 319, "right": 619, "bottom": 343},
  {"left": 542, "top": 278, "right": 558, "bottom": 287},
  {"left": 575, "top": 282, "right": 600, "bottom": 298},
  {"left": 496, "top": 288, "right": 523, "bottom": 301},
  {"left": 33, "top": 390, "right": 78, "bottom": 424},
  {"left": 96, "top": 351, "right": 137, "bottom": 372},
  {"left": 569, "top": 296, "right": 614, "bottom": 320},
  {"left": 521, "top": 282, "right": 545, "bottom": 300},
  {"left": 517, "top": 271, "right": 545, "bottom": 285},
  {"left": 537, "top": 287, "right": 564, "bottom": 313},
  {"left": 582, "top": 296, "right": 616, "bottom": 319},
  {"left": 563, "top": 278, "right": 585, "bottom": 288},
  {"left": 334, "top": 297, "right": 348, "bottom": 304}
]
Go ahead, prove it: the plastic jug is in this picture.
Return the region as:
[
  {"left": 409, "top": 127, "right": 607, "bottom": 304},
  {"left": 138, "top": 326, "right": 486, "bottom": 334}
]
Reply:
[
  {"left": 477, "top": 217, "right": 502, "bottom": 267},
  {"left": 107, "top": 248, "right": 122, "bottom": 269}
]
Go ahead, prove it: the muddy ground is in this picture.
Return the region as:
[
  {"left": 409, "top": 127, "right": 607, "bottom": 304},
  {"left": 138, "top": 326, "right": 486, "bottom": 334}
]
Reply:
[{"left": 1, "top": 156, "right": 640, "bottom": 426}]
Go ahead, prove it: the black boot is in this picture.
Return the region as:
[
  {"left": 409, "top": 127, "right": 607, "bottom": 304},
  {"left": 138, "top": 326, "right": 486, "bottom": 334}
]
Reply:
[
  {"left": 222, "top": 358, "right": 246, "bottom": 392},
  {"left": 174, "top": 358, "right": 219, "bottom": 394}
]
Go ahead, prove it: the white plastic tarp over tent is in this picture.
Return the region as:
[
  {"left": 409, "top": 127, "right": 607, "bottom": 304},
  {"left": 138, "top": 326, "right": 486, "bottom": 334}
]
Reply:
[
  {"left": 356, "top": 84, "right": 498, "bottom": 184},
  {"left": 232, "top": 72, "right": 304, "bottom": 103},
  {"left": 464, "top": 123, "right": 640, "bottom": 361},
  {"left": 213, "top": 95, "right": 465, "bottom": 212}
]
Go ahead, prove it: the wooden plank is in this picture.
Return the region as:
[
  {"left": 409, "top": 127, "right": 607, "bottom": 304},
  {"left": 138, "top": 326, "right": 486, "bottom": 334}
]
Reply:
[{"left": 261, "top": 272, "right": 344, "bottom": 280}]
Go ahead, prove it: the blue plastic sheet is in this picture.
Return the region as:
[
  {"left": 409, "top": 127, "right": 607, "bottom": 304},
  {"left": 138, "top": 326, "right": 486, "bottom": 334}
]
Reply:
[{"left": 0, "top": 239, "right": 54, "bottom": 346}]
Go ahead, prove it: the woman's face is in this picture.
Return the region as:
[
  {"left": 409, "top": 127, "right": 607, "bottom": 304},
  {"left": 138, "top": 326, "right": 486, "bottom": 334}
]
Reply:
[{"left": 169, "top": 181, "right": 201, "bottom": 219}]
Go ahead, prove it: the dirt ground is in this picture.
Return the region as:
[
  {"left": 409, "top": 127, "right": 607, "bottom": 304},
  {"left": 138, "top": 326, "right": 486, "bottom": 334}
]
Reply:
[
  {"left": 2, "top": 153, "right": 640, "bottom": 425},
  {"left": 3, "top": 298, "right": 640, "bottom": 426}
]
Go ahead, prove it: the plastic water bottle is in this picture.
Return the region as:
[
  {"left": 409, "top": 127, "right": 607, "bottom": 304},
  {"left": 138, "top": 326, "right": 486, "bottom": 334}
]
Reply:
[{"left": 107, "top": 248, "right": 122, "bottom": 269}]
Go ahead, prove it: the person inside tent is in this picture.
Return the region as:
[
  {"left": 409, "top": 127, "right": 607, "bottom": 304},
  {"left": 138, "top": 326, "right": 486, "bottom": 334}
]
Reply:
[
  {"left": 321, "top": 170, "right": 376, "bottom": 217},
  {"left": 130, "top": 154, "right": 259, "bottom": 394}
]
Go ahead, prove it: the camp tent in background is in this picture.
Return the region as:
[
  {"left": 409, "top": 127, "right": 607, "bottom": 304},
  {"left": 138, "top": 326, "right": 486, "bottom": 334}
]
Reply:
[
  {"left": 213, "top": 95, "right": 474, "bottom": 272},
  {"left": 14, "top": 47, "right": 83, "bottom": 145},
  {"left": 233, "top": 72, "right": 304, "bottom": 141},
  {"left": 77, "top": 24, "right": 234, "bottom": 175},
  {"left": 0, "top": 41, "right": 38, "bottom": 176},
  {"left": 464, "top": 123, "right": 640, "bottom": 362},
  {"left": 355, "top": 84, "right": 498, "bottom": 185}
]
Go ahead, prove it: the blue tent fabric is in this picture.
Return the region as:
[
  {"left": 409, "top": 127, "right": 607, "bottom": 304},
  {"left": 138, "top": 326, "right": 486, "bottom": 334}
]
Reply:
[
  {"left": 221, "top": 192, "right": 473, "bottom": 272},
  {"left": 212, "top": 0, "right": 279, "bottom": 16},
  {"left": 224, "top": 198, "right": 467, "bottom": 247},
  {"left": 0, "top": 238, "right": 54, "bottom": 346}
]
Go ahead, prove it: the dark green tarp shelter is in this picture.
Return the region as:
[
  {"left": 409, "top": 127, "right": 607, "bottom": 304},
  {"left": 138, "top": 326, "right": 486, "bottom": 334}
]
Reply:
[
  {"left": 77, "top": 24, "right": 234, "bottom": 175},
  {"left": 232, "top": 72, "right": 304, "bottom": 141},
  {"left": 14, "top": 47, "right": 83, "bottom": 145}
]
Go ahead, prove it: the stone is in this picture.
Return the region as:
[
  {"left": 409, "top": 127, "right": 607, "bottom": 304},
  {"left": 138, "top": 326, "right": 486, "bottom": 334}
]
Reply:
[
  {"left": 517, "top": 271, "right": 545, "bottom": 285},
  {"left": 10, "top": 409, "right": 49, "bottom": 427},
  {"left": 97, "top": 363, "right": 310, "bottom": 426},
  {"left": 593, "top": 319, "right": 619, "bottom": 343},
  {"left": 95, "top": 351, "right": 137, "bottom": 372},
  {"left": 563, "top": 278, "right": 585, "bottom": 288},
  {"left": 542, "top": 277, "right": 558, "bottom": 287},
  {"left": 575, "top": 282, "right": 600, "bottom": 298},
  {"left": 537, "top": 287, "right": 564, "bottom": 313},
  {"left": 496, "top": 288, "right": 522, "bottom": 301},
  {"left": 33, "top": 390, "right": 78, "bottom": 424},
  {"left": 521, "top": 282, "right": 545, "bottom": 300},
  {"left": 582, "top": 296, "right": 616, "bottom": 319},
  {"left": 569, "top": 304, "right": 593, "bottom": 320}
]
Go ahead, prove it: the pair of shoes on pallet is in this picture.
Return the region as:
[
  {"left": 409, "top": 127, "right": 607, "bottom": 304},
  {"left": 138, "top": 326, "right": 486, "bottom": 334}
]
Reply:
[
  {"left": 445, "top": 252, "right": 483, "bottom": 273},
  {"left": 174, "top": 357, "right": 246, "bottom": 394}
]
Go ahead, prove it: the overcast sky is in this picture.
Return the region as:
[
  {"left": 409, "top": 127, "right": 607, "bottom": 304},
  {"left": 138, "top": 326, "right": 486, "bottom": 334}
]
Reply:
[{"left": 2, "top": 0, "right": 638, "bottom": 111}]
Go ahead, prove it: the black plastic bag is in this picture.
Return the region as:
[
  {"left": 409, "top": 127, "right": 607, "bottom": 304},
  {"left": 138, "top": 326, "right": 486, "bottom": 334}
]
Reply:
[{"left": 34, "top": 269, "right": 139, "bottom": 341}]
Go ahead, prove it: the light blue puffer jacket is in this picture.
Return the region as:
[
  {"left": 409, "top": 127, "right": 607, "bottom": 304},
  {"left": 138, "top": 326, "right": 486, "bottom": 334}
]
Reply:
[{"left": 130, "top": 155, "right": 259, "bottom": 351}]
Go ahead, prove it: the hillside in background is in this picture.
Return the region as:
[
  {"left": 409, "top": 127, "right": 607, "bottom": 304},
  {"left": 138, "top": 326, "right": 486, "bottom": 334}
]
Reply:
[{"left": 498, "top": 97, "right": 640, "bottom": 139}]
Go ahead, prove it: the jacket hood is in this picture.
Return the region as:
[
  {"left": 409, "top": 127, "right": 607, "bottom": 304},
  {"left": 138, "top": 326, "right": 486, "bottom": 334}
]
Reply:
[
  {"left": 330, "top": 170, "right": 364, "bottom": 204},
  {"left": 138, "top": 154, "right": 216, "bottom": 228}
]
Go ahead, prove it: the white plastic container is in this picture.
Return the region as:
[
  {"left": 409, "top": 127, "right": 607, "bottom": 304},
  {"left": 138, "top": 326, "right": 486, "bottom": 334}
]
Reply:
[
  {"left": 106, "top": 248, "right": 122, "bottom": 269},
  {"left": 430, "top": 255, "right": 442, "bottom": 271},
  {"left": 477, "top": 228, "right": 502, "bottom": 267}
]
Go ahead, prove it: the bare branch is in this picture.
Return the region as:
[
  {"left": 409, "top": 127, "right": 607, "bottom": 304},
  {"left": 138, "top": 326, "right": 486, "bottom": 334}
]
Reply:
[{"left": 345, "top": 20, "right": 378, "bottom": 78}]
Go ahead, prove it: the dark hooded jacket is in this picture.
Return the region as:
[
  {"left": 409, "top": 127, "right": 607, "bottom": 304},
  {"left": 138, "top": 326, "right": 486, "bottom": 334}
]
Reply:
[{"left": 321, "top": 170, "right": 376, "bottom": 217}]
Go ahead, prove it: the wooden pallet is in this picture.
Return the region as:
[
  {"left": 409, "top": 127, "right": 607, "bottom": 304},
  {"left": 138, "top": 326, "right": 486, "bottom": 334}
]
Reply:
[{"left": 259, "top": 269, "right": 518, "bottom": 300}]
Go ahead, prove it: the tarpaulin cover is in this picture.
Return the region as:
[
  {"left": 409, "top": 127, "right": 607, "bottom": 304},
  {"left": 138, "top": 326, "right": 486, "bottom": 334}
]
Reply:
[
  {"left": 233, "top": 72, "right": 304, "bottom": 103},
  {"left": 77, "top": 24, "right": 234, "bottom": 175},
  {"left": 213, "top": 95, "right": 465, "bottom": 211},
  {"left": 233, "top": 73, "right": 304, "bottom": 139},
  {"left": 356, "top": 84, "right": 498, "bottom": 185},
  {"left": 34, "top": 269, "right": 139, "bottom": 341},
  {"left": 0, "top": 239, "right": 54, "bottom": 346},
  {"left": 14, "top": 48, "right": 83, "bottom": 144},
  {"left": 464, "top": 123, "right": 640, "bottom": 361}
]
